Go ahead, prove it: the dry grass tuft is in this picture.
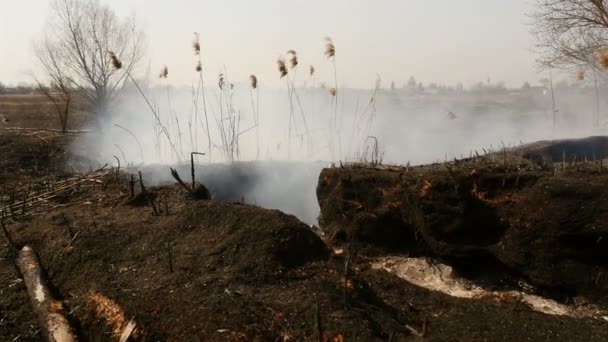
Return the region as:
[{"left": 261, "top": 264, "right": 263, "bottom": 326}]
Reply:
[
  {"left": 277, "top": 57, "right": 288, "bottom": 78},
  {"left": 193, "top": 32, "right": 201, "bottom": 55},
  {"left": 86, "top": 291, "right": 141, "bottom": 340},
  {"left": 250, "top": 74, "right": 258, "bottom": 89},
  {"left": 575, "top": 68, "right": 584, "bottom": 81},
  {"left": 324, "top": 37, "right": 336, "bottom": 59},
  {"left": 108, "top": 51, "right": 122, "bottom": 70},
  {"left": 595, "top": 48, "right": 608, "bottom": 69}
]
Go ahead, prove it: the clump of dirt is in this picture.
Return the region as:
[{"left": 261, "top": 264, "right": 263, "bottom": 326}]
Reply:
[{"left": 318, "top": 138, "right": 608, "bottom": 303}]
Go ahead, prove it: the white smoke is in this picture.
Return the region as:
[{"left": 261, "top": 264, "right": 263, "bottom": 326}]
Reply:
[{"left": 71, "top": 79, "right": 608, "bottom": 224}]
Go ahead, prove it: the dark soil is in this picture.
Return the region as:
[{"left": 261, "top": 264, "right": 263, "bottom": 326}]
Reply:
[{"left": 2, "top": 176, "right": 607, "bottom": 340}]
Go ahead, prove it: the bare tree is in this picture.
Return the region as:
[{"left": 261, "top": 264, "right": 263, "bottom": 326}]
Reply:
[
  {"left": 32, "top": 41, "right": 73, "bottom": 133},
  {"left": 532, "top": 0, "right": 608, "bottom": 69},
  {"left": 35, "top": 0, "right": 144, "bottom": 130},
  {"left": 532, "top": 1, "right": 608, "bottom": 127}
]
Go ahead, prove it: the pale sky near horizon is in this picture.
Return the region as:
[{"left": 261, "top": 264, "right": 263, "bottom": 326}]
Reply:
[{"left": 0, "top": 0, "right": 545, "bottom": 88}]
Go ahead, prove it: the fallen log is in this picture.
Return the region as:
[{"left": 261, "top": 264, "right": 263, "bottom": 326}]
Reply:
[{"left": 16, "top": 246, "right": 77, "bottom": 342}]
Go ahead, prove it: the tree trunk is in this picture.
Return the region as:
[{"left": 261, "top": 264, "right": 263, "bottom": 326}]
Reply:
[{"left": 16, "top": 246, "right": 77, "bottom": 342}]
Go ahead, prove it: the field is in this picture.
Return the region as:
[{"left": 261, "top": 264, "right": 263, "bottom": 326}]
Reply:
[{"left": 1, "top": 95, "right": 608, "bottom": 341}]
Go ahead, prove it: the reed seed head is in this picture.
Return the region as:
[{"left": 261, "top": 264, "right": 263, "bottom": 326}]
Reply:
[
  {"left": 324, "top": 37, "right": 335, "bottom": 59},
  {"left": 277, "top": 57, "right": 288, "bottom": 78},
  {"left": 328, "top": 87, "right": 337, "bottom": 97},
  {"left": 159, "top": 65, "right": 168, "bottom": 78},
  {"left": 309, "top": 65, "right": 315, "bottom": 77},
  {"left": 195, "top": 61, "right": 202, "bottom": 72},
  {"left": 108, "top": 51, "right": 122, "bottom": 70},
  {"left": 193, "top": 32, "right": 201, "bottom": 55},
  {"left": 595, "top": 48, "right": 608, "bottom": 69},
  {"left": 287, "top": 50, "right": 298, "bottom": 69},
  {"left": 218, "top": 73, "right": 225, "bottom": 89},
  {"left": 250, "top": 74, "right": 258, "bottom": 89}
]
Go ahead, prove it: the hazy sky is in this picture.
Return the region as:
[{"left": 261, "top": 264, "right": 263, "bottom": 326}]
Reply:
[{"left": 0, "top": 0, "right": 543, "bottom": 88}]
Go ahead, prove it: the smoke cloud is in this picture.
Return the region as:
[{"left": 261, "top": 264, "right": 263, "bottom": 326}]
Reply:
[{"left": 71, "top": 79, "right": 608, "bottom": 224}]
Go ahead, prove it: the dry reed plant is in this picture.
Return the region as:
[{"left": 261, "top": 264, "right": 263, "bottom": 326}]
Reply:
[
  {"left": 214, "top": 70, "right": 244, "bottom": 162},
  {"left": 277, "top": 57, "right": 288, "bottom": 78},
  {"left": 191, "top": 32, "right": 212, "bottom": 163},
  {"left": 218, "top": 73, "right": 226, "bottom": 89},
  {"left": 283, "top": 50, "right": 312, "bottom": 156},
  {"left": 309, "top": 65, "right": 316, "bottom": 89},
  {"left": 575, "top": 68, "right": 584, "bottom": 81},
  {"left": 193, "top": 32, "right": 201, "bottom": 55},
  {"left": 159, "top": 65, "right": 168, "bottom": 79},
  {"left": 277, "top": 56, "right": 295, "bottom": 158},
  {"left": 250, "top": 74, "right": 261, "bottom": 159},
  {"left": 324, "top": 37, "right": 339, "bottom": 159},
  {"left": 287, "top": 50, "right": 299, "bottom": 69},
  {"left": 324, "top": 37, "right": 336, "bottom": 60}
]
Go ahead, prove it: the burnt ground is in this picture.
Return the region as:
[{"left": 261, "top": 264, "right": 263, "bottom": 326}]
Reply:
[{"left": 1, "top": 101, "right": 608, "bottom": 341}]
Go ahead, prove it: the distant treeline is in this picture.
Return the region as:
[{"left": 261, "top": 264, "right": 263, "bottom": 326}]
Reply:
[
  {"left": 2, "top": 77, "right": 608, "bottom": 96},
  {"left": 0, "top": 83, "right": 42, "bottom": 96}
]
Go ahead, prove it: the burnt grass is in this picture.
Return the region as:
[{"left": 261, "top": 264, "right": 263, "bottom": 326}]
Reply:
[{"left": 0, "top": 127, "right": 607, "bottom": 340}]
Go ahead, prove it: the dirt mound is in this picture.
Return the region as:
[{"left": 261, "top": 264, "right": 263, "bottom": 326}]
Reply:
[
  {"left": 1, "top": 174, "right": 415, "bottom": 340},
  {"left": 317, "top": 150, "right": 608, "bottom": 302}
]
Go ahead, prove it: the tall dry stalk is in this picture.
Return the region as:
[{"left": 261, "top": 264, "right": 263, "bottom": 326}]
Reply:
[
  {"left": 192, "top": 32, "right": 212, "bottom": 163},
  {"left": 285, "top": 50, "right": 312, "bottom": 155},
  {"left": 250, "top": 74, "right": 261, "bottom": 159},
  {"left": 277, "top": 56, "right": 294, "bottom": 159},
  {"left": 324, "top": 37, "right": 339, "bottom": 159},
  {"left": 214, "top": 69, "right": 244, "bottom": 162},
  {"left": 549, "top": 67, "right": 557, "bottom": 129},
  {"left": 109, "top": 52, "right": 179, "bottom": 161}
]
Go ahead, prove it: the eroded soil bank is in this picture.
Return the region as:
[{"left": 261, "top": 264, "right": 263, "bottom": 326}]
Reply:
[{"left": 317, "top": 136, "right": 608, "bottom": 304}]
